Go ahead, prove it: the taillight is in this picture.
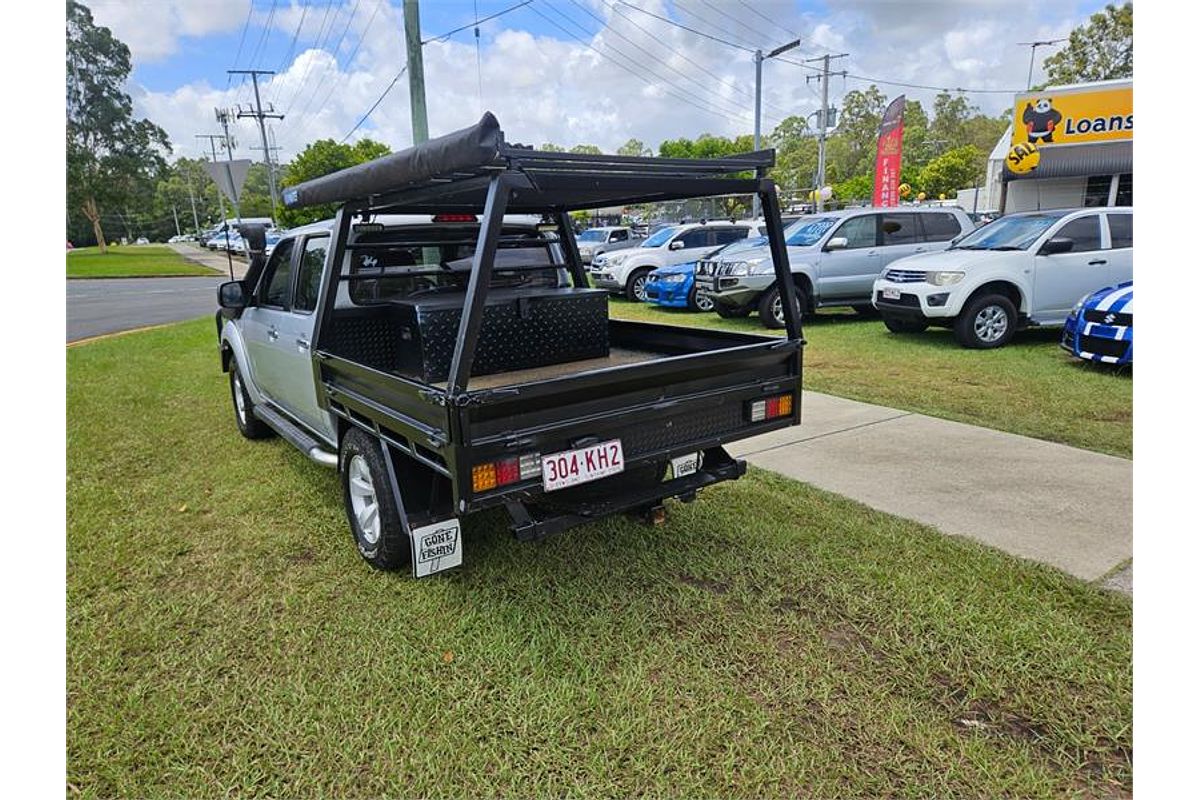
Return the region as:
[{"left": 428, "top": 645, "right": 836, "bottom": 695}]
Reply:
[
  {"left": 747, "top": 393, "right": 794, "bottom": 423},
  {"left": 471, "top": 452, "right": 541, "bottom": 493},
  {"left": 432, "top": 213, "right": 478, "bottom": 223}
]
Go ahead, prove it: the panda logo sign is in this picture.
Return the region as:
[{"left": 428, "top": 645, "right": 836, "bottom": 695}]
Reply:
[{"left": 1022, "top": 98, "right": 1063, "bottom": 144}]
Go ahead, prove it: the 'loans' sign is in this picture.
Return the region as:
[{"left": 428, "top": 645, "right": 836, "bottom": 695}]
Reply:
[{"left": 1011, "top": 82, "right": 1132, "bottom": 148}]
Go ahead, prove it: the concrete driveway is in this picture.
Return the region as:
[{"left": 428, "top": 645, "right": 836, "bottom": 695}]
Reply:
[{"left": 730, "top": 392, "right": 1132, "bottom": 588}]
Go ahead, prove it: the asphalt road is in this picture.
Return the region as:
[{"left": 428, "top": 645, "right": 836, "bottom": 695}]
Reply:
[{"left": 67, "top": 277, "right": 225, "bottom": 342}]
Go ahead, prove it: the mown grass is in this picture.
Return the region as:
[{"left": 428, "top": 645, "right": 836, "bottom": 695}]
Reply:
[
  {"left": 67, "top": 245, "right": 218, "bottom": 278},
  {"left": 610, "top": 298, "right": 1132, "bottom": 458},
  {"left": 67, "top": 318, "right": 1131, "bottom": 798}
]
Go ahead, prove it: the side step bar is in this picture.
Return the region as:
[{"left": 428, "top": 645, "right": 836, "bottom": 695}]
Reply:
[{"left": 253, "top": 404, "right": 338, "bottom": 468}]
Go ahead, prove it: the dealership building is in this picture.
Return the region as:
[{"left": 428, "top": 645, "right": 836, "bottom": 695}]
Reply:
[{"left": 956, "top": 78, "right": 1132, "bottom": 214}]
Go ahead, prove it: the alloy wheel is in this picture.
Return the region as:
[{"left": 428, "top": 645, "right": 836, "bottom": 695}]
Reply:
[
  {"left": 348, "top": 455, "right": 381, "bottom": 545},
  {"left": 973, "top": 304, "right": 1009, "bottom": 343}
]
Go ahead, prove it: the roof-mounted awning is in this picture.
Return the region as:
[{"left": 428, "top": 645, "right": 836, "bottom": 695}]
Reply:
[{"left": 282, "top": 112, "right": 776, "bottom": 214}]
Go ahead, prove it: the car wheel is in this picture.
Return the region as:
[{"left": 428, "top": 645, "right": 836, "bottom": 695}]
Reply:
[
  {"left": 625, "top": 268, "right": 653, "bottom": 302},
  {"left": 688, "top": 285, "right": 715, "bottom": 312},
  {"left": 228, "top": 356, "right": 274, "bottom": 439},
  {"left": 758, "top": 285, "right": 807, "bottom": 330},
  {"left": 954, "top": 294, "right": 1017, "bottom": 349},
  {"left": 714, "top": 303, "right": 751, "bottom": 319},
  {"left": 340, "top": 428, "right": 412, "bottom": 571},
  {"left": 882, "top": 315, "right": 929, "bottom": 334}
]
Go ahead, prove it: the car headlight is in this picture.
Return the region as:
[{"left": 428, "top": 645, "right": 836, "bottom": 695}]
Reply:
[
  {"left": 661, "top": 273, "right": 686, "bottom": 283},
  {"left": 724, "top": 262, "right": 750, "bottom": 276},
  {"left": 607, "top": 253, "right": 629, "bottom": 266},
  {"left": 926, "top": 271, "right": 965, "bottom": 286},
  {"left": 1071, "top": 293, "right": 1091, "bottom": 315},
  {"left": 746, "top": 259, "right": 774, "bottom": 275}
]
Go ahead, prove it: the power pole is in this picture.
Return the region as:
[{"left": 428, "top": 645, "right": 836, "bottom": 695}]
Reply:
[
  {"left": 805, "top": 53, "right": 848, "bottom": 211},
  {"left": 1017, "top": 39, "right": 1066, "bottom": 90},
  {"left": 196, "top": 134, "right": 231, "bottom": 223},
  {"left": 251, "top": 125, "right": 284, "bottom": 198},
  {"left": 213, "top": 108, "right": 243, "bottom": 221},
  {"left": 229, "top": 69, "right": 285, "bottom": 219},
  {"left": 404, "top": 0, "right": 429, "bottom": 144},
  {"left": 752, "top": 37, "right": 804, "bottom": 218},
  {"left": 171, "top": 203, "right": 181, "bottom": 237},
  {"left": 184, "top": 165, "right": 201, "bottom": 234}
]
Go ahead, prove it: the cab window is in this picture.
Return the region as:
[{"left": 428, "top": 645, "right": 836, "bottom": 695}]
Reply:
[
  {"left": 1055, "top": 215, "right": 1103, "bottom": 252},
  {"left": 880, "top": 213, "right": 919, "bottom": 246},
  {"left": 832, "top": 215, "right": 876, "bottom": 249},
  {"left": 294, "top": 235, "right": 328, "bottom": 313},
  {"left": 677, "top": 228, "right": 711, "bottom": 248},
  {"left": 260, "top": 237, "right": 296, "bottom": 308},
  {"left": 920, "top": 213, "right": 963, "bottom": 242},
  {"left": 712, "top": 226, "right": 749, "bottom": 246},
  {"left": 610, "top": 229, "right": 629, "bottom": 242}
]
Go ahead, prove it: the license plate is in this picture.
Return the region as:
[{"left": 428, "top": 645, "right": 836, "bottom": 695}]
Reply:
[
  {"left": 542, "top": 439, "right": 624, "bottom": 491},
  {"left": 882, "top": 288, "right": 901, "bottom": 300},
  {"left": 670, "top": 452, "right": 702, "bottom": 479}
]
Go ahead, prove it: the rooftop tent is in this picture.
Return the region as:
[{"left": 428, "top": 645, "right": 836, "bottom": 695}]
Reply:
[{"left": 281, "top": 112, "right": 775, "bottom": 214}]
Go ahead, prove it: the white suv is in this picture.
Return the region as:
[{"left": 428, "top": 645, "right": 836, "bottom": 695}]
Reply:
[
  {"left": 872, "top": 207, "right": 1133, "bottom": 348},
  {"left": 591, "top": 221, "right": 761, "bottom": 302}
]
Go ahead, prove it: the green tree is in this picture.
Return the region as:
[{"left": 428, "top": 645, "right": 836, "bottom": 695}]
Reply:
[
  {"left": 67, "top": 0, "right": 170, "bottom": 250},
  {"left": 616, "top": 138, "right": 651, "bottom": 157},
  {"left": 279, "top": 138, "right": 392, "bottom": 226},
  {"left": 1043, "top": 2, "right": 1133, "bottom": 84},
  {"left": 929, "top": 92, "right": 975, "bottom": 151},
  {"left": 916, "top": 145, "right": 982, "bottom": 198},
  {"left": 767, "top": 115, "right": 817, "bottom": 192},
  {"left": 539, "top": 142, "right": 566, "bottom": 152},
  {"left": 828, "top": 86, "right": 887, "bottom": 180},
  {"left": 569, "top": 144, "right": 603, "bottom": 155}
]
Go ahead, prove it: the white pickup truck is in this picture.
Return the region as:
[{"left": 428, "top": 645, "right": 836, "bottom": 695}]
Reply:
[{"left": 872, "top": 207, "right": 1133, "bottom": 348}]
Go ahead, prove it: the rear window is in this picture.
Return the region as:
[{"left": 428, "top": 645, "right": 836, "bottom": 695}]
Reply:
[
  {"left": 1107, "top": 214, "right": 1132, "bottom": 249},
  {"left": 1055, "top": 216, "right": 1103, "bottom": 252},
  {"left": 711, "top": 227, "right": 749, "bottom": 246},
  {"left": 343, "top": 226, "right": 561, "bottom": 305},
  {"left": 920, "top": 213, "right": 963, "bottom": 242}
]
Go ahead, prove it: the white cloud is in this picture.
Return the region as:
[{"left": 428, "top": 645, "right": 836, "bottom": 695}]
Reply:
[
  {"left": 88, "top": 0, "right": 250, "bottom": 61},
  {"left": 126, "top": 0, "right": 1103, "bottom": 162}
]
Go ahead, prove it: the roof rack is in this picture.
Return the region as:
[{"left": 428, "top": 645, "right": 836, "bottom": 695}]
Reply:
[{"left": 282, "top": 112, "right": 775, "bottom": 214}]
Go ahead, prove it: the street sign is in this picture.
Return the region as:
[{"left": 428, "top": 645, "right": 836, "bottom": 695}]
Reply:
[{"left": 203, "top": 158, "right": 251, "bottom": 206}]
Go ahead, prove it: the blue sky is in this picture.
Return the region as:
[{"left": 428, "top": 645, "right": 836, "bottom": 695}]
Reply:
[{"left": 85, "top": 1, "right": 1112, "bottom": 160}]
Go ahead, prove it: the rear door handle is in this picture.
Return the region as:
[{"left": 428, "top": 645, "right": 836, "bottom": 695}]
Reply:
[
  {"left": 296, "top": 338, "right": 310, "bottom": 351},
  {"left": 1088, "top": 259, "right": 1108, "bottom": 266},
  {"left": 267, "top": 327, "right": 279, "bottom": 341}
]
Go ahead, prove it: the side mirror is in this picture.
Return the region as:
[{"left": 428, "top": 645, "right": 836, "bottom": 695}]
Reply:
[
  {"left": 669, "top": 239, "right": 685, "bottom": 251},
  {"left": 218, "top": 280, "right": 248, "bottom": 318},
  {"left": 1040, "top": 237, "right": 1074, "bottom": 255},
  {"left": 825, "top": 237, "right": 848, "bottom": 251}
]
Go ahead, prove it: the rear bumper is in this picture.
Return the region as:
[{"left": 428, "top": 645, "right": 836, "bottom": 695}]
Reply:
[{"left": 504, "top": 446, "right": 747, "bottom": 541}]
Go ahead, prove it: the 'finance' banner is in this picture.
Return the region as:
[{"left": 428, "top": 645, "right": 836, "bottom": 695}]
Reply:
[{"left": 873, "top": 95, "right": 905, "bottom": 207}]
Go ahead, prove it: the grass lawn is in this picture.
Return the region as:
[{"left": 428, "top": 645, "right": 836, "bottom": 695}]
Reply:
[
  {"left": 67, "top": 245, "right": 218, "bottom": 279},
  {"left": 610, "top": 299, "right": 1132, "bottom": 458},
  {"left": 67, "top": 318, "right": 1131, "bottom": 798}
]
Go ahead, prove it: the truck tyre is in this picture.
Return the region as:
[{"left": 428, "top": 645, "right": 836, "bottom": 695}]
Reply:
[
  {"left": 714, "top": 303, "right": 751, "bottom": 319},
  {"left": 688, "top": 285, "right": 715, "bottom": 312},
  {"left": 954, "top": 293, "right": 1017, "bottom": 349},
  {"left": 340, "top": 428, "right": 412, "bottom": 571},
  {"left": 882, "top": 315, "right": 929, "bottom": 334},
  {"left": 758, "top": 285, "right": 807, "bottom": 330},
  {"left": 228, "top": 356, "right": 274, "bottom": 440},
  {"left": 625, "top": 267, "right": 653, "bottom": 302}
]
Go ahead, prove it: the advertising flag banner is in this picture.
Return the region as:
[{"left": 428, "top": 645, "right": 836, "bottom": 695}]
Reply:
[{"left": 873, "top": 95, "right": 905, "bottom": 207}]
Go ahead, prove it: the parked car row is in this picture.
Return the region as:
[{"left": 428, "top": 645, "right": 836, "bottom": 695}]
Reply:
[{"left": 596, "top": 207, "right": 1133, "bottom": 360}]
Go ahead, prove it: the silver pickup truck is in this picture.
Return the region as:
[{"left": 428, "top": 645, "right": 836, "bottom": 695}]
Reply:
[{"left": 574, "top": 226, "right": 643, "bottom": 264}]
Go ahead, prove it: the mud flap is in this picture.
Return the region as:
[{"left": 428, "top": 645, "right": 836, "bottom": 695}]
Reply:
[{"left": 410, "top": 518, "right": 464, "bottom": 578}]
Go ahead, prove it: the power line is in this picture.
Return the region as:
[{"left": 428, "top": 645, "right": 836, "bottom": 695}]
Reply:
[
  {"left": 342, "top": 65, "right": 408, "bottom": 142},
  {"left": 686, "top": 0, "right": 772, "bottom": 51},
  {"left": 737, "top": 0, "right": 801, "bottom": 42},
  {"left": 274, "top": 2, "right": 309, "bottom": 76},
  {"left": 526, "top": 2, "right": 759, "bottom": 127},
  {"left": 246, "top": 0, "right": 279, "bottom": 71},
  {"left": 294, "top": 0, "right": 384, "bottom": 139},
  {"left": 290, "top": 0, "right": 362, "bottom": 122},
  {"left": 422, "top": 0, "right": 533, "bottom": 44},
  {"left": 615, "top": 1, "right": 754, "bottom": 53},
  {"left": 279, "top": 0, "right": 340, "bottom": 110},
  {"left": 228, "top": 2, "right": 256, "bottom": 86},
  {"left": 557, "top": 0, "right": 782, "bottom": 124},
  {"left": 776, "top": 57, "right": 1024, "bottom": 95}
]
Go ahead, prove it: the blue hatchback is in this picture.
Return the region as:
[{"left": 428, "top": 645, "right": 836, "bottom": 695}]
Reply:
[
  {"left": 644, "top": 237, "right": 766, "bottom": 312},
  {"left": 1061, "top": 281, "right": 1132, "bottom": 365}
]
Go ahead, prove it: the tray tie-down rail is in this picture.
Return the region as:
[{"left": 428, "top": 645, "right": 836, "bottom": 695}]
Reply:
[{"left": 503, "top": 446, "right": 746, "bottom": 542}]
